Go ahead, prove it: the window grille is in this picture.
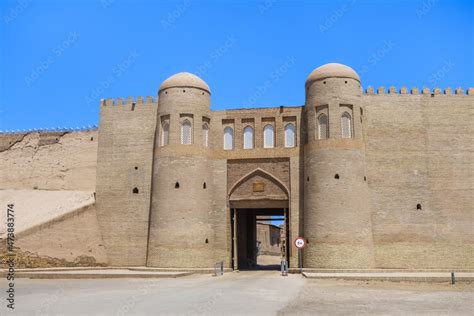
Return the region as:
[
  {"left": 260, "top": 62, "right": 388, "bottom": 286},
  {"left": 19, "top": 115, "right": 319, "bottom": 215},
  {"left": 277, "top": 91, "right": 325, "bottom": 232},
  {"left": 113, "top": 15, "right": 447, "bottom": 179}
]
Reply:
[
  {"left": 317, "top": 114, "right": 328, "bottom": 139},
  {"left": 284, "top": 123, "right": 295, "bottom": 148},
  {"left": 161, "top": 121, "right": 169, "bottom": 146},
  {"left": 243, "top": 126, "right": 253, "bottom": 149},
  {"left": 224, "top": 127, "right": 233, "bottom": 150},
  {"left": 202, "top": 123, "right": 209, "bottom": 147},
  {"left": 263, "top": 124, "right": 274, "bottom": 148},
  {"left": 181, "top": 119, "right": 192, "bottom": 144},
  {"left": 341, "top": 112, "right": 352, "bottom": 139}
]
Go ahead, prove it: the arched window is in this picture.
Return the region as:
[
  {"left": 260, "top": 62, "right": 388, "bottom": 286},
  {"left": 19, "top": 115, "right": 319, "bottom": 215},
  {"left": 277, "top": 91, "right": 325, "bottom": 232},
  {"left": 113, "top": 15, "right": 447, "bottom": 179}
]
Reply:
[
  {"left": 341, "top": 112, "right": 352, "bottom": 139},
  {"left": 181, "top": 119, "right": 192, "bottom": 144},
  {"left": 223, "top": 127, "right": 233, "bottom": 150},
  {"left": 243, "top": 126, "right": 253, "bottom": 149},
  {"left": 284, "top": 123, "right": 295, "bottom": 148},
  {"left": 317, "top": 114, "right": 328, "bottom": 140},
  {"left": 263, "top": 124, "right": 274, "bottom": 148},
  {"left": 202, "top": 123, "right": 209, "bottom": 147},
  {"left": 161, "top": 121, "right": 169, "bottom": 146}
]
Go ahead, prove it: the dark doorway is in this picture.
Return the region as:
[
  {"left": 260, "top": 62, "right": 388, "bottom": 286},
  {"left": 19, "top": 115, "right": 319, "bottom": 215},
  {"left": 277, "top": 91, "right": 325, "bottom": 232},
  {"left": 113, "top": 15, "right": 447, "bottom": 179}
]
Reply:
[{"left": 231, "top": 208, "right": 289, "bottom": 271}]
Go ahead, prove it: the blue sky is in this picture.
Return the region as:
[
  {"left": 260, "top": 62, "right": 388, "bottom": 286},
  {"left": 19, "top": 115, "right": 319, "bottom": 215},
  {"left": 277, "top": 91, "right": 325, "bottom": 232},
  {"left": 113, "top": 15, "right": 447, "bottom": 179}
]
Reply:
[{"left": 1, "top": 0, "right": 473, "bottom": 131}]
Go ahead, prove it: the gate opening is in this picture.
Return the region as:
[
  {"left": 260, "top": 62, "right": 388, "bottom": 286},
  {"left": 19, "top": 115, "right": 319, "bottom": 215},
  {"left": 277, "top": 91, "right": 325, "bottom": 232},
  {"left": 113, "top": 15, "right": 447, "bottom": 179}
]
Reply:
[{"left": 231, "top": 208, "right": 289, "bottom": 271}]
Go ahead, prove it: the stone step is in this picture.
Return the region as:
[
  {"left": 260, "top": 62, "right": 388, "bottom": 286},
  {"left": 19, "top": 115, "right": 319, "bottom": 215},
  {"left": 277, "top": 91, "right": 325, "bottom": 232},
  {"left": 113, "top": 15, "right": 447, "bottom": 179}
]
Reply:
[
  {"left": 291, "top": 268, "right": 474, "bottom": 273},
  {"left": 302, "top": 272, "right": 474, "bottom": 282},
  {"left": 129, "top": 267, "right": 232, "bottom": 274},
  {"left": 2, "top": 269, "right": 192, "bottom": 279}
]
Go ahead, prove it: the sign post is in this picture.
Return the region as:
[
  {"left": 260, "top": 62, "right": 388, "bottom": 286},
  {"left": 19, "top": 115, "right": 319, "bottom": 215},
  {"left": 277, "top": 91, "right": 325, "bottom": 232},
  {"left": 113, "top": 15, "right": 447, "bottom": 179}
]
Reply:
[{"left": 294, "top": 237, "right": 305, "bottom": 273}]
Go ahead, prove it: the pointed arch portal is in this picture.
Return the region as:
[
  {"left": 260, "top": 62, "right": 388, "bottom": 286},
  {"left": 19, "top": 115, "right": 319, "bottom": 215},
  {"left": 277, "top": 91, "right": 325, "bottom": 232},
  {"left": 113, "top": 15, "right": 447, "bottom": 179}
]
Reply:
[
  {"left": 228, "top": 168, "right": 289, "bottom": 208},
  {"left": 228, "top": 168, "right": 290, "bottom": 272}
]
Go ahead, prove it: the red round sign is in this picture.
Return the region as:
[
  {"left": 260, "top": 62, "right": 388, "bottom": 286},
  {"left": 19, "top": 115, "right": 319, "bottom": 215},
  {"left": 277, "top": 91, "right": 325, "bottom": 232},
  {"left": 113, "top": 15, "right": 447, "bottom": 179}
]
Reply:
[{"left": 294, "top": 237, "right": 305, "bottom": 249}]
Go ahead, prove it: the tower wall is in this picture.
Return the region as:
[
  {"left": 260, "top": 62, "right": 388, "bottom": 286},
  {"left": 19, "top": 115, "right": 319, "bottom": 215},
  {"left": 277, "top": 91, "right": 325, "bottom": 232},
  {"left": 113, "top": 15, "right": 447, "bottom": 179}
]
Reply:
[
  {"left": 95, "top": 96, "right": 157, "bottom": 266},
  {"left": 147, "top": 86, "right": 217, "bottom": 267},
  {"left": 303, "top": 76, "right": 375, "bottom": 268}
]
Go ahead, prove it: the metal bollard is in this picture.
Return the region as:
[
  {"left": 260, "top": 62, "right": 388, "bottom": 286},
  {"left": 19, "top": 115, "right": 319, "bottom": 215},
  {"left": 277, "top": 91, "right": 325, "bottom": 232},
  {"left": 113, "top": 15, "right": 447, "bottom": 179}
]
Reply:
[
  {"left": 281, "top": 259, "right": 288, "bottom": 276},
  {"left": 451, "top": 272, "right": 455, "bottom": 284},
  {"left": 213, "top": 261, "right": 224, "bottom": 277}
]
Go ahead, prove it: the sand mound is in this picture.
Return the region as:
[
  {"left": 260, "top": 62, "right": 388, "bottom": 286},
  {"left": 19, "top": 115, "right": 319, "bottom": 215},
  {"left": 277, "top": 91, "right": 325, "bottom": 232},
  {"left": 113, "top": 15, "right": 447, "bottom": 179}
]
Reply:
[{"left": 0, "top": 189, "right": 94, "bottom": 238}]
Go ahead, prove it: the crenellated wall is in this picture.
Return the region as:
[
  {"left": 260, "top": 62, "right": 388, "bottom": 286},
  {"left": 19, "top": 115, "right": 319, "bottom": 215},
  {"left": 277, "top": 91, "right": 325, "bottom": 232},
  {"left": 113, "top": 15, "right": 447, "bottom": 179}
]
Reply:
[
  {"left": 365, "top": 86, "right": 473, "bottom": 96},
  {"left": 2, "top": 67, "right": 472, "bottom": 271},
  {"left": 95, "top": 96, "right": 158, "bottom": 266},
  {"left": 362, "top": 88, "right": 474, "bottom": 268}
]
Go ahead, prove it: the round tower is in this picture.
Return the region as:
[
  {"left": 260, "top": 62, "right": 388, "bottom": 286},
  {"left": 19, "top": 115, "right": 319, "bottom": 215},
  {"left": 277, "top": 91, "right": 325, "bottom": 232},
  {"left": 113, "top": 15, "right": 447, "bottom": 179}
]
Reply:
[
  {"left": 303, "top": 63, "right": 375, "bottom": 268},
  {"left": 147, "top": 72, "right": 215, "bottom": 267}
]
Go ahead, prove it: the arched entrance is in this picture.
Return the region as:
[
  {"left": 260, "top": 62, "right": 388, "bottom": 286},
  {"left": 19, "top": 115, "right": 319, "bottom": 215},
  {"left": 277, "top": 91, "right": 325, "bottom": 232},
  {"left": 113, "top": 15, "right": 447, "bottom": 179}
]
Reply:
[{"left": 228, "top": 168, "right": 290, "bottom": 270}]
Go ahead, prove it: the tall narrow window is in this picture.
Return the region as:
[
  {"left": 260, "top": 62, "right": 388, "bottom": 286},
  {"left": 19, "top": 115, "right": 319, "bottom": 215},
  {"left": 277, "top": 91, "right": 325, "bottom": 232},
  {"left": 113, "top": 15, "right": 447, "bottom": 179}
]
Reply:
[
  {"left": 317, "top": 114, "right": 328, "bottom": 139},
  {"left": 341, "top": 112, "right": 352, "bottom": 139},
  {"left": 223, "top": 127, "right": 233, "bottom": 150},
  {"left": 181, "top": 119, "right": 192, "bottom": 144},
  {"left": 243, "top": 126, "right": 253, "bottom": 149},
  {"left": 161, "top": 121, "right": 169, "bottom": 146},
  {"left": 202, "top": 123, "right": 209, "bottom": 147},
  {"left": 284, "top": 123, "right": 295, "bottom": 148},
  {"left": 263, "top": 124, "right": 274, "bottom": 148}
]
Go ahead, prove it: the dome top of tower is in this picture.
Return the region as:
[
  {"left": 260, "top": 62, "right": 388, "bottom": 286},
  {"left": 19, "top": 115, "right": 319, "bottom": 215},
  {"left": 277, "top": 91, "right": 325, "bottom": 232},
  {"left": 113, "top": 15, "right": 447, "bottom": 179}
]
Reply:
[
  {"left": 306, "top": 63, "right": 360, "bottom": 86},
  {"left": 159, "top": 72, "right": 210, "bottom": 93}
]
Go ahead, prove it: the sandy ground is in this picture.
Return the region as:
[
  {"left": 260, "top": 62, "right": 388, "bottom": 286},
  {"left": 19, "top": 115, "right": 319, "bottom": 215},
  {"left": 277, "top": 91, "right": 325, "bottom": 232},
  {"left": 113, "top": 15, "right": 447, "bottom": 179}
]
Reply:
[
  {"left": 0, "top": 189, "right": 94, "bottom": 237},
  {"left": 0, "top": 131, "right": 97, "bottom": 191},
  {"left": 1, "top": 271, "right": 472, "bottom": 315}
]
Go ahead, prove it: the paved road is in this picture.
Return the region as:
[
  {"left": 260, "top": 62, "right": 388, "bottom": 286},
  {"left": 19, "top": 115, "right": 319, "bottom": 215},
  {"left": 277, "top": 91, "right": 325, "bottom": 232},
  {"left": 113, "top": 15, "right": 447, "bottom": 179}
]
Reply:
[
  {"left": 280, "top": 279, "right": 474, "bottom": 315},
  {"left": 1, "top": 271, "right": 472, "bottom": 315},
  {"left": 1, "top": 271, "right": 305, "bottom": 315}
]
